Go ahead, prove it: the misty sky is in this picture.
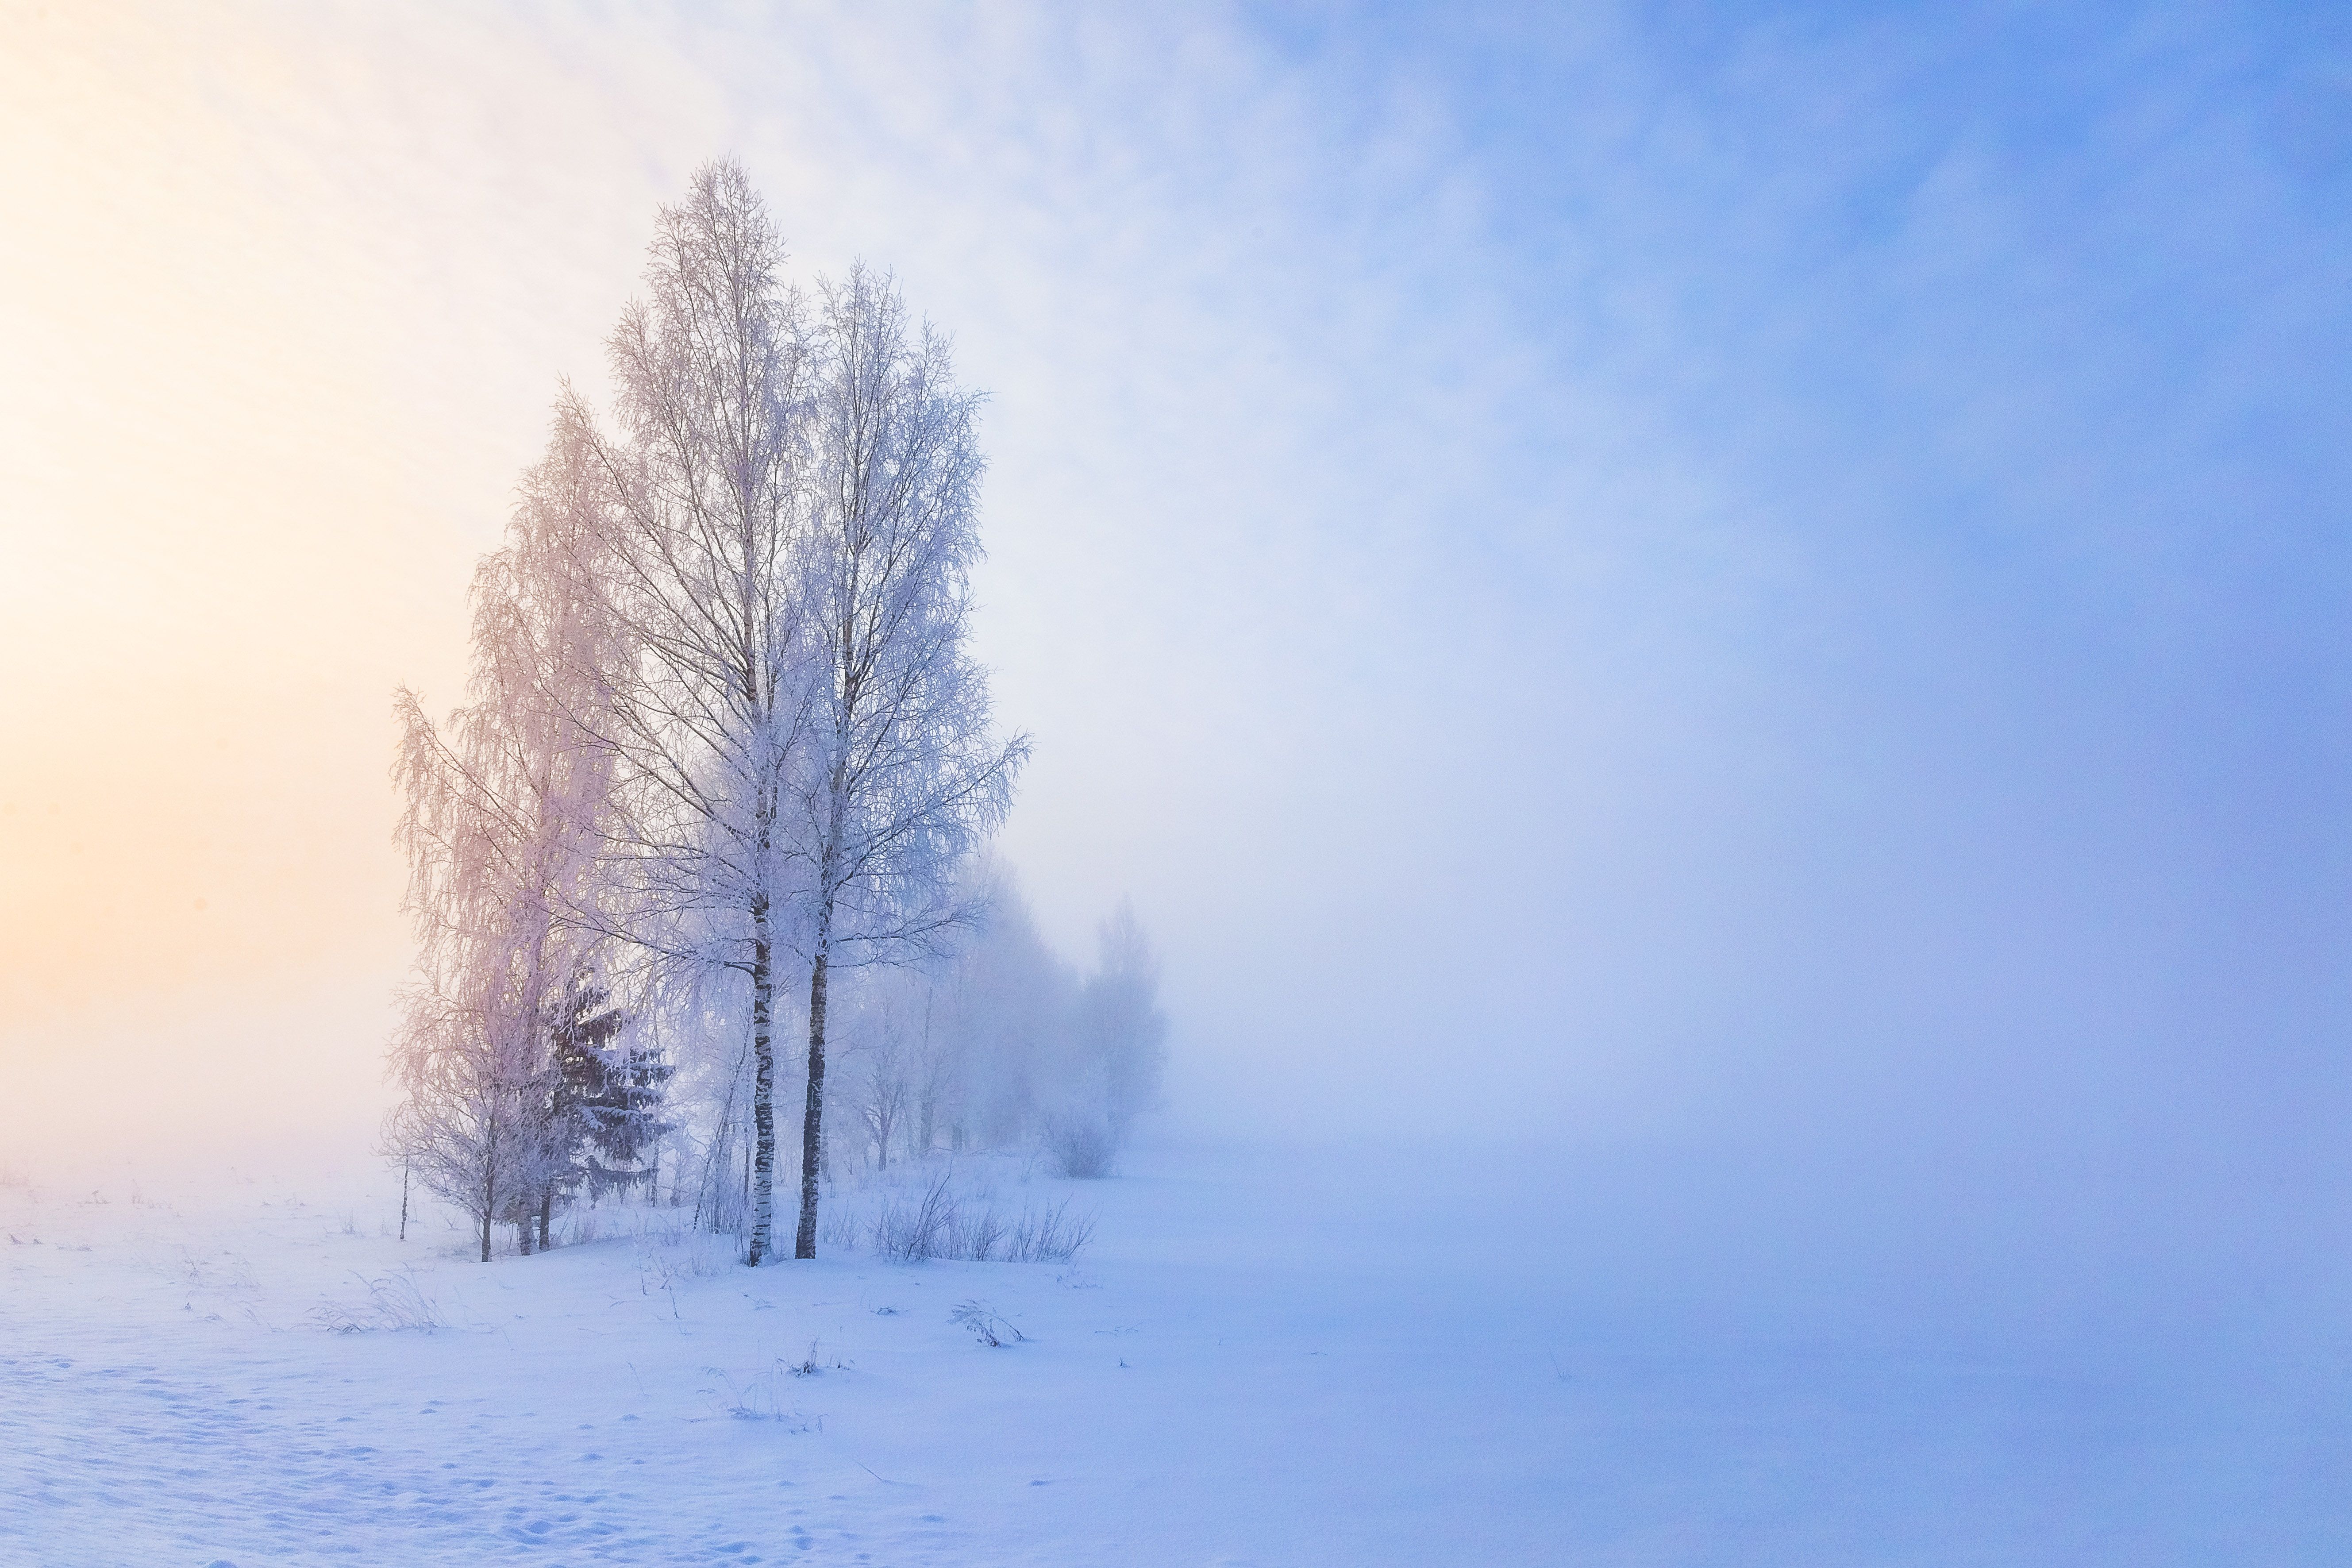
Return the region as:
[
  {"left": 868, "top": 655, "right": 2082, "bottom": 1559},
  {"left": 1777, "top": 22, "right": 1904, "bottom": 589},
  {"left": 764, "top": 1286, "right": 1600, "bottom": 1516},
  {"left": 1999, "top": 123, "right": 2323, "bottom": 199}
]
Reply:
[{"left": 3, "top": 4, "right": 2348, "bottom": 1267}]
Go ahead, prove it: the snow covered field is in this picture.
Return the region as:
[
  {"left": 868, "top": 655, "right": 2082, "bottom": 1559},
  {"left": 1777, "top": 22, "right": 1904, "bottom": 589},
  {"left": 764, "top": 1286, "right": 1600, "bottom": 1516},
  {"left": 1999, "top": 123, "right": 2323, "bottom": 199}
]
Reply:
[{"left": 4, "top": 1142, "right": 2348, "bottom": 1566}]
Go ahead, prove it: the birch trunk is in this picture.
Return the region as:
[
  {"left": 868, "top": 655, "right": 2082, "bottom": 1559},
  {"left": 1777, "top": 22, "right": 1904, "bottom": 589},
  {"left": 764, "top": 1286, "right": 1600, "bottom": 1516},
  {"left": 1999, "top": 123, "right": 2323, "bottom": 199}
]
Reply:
[
  {"left": 747, "top": 902, "right": 777, "bottom": 1265},
  {"left": 479, "top": 1132, "right": 496, "bottom": 1263},
  {"left": 795, "top": 918, "right": 831, "bottom": 1260}
]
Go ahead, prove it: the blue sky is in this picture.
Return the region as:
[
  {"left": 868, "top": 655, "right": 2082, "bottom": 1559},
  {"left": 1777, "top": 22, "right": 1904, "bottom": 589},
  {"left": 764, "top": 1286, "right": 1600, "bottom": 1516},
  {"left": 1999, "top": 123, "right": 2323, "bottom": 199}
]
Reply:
[
  {"left": 931, "top": 1, "right": 2352, "bottom": 1273},
  {"left": 1011, "top": 3, "right": 2352, "bottom": 1143}
]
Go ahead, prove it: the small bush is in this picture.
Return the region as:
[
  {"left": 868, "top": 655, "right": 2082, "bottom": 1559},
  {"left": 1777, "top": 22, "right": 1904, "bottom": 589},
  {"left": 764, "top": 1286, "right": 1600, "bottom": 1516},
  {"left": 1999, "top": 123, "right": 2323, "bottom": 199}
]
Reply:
[
  {"left": 1041, "top": 1117, "right": 1117, "bottom": 1179},
  {"left": 950, "top": 1299, "right": 1024, "bottom": 1348},
  {"left": 860, "top": 1174, "right": 1093, "bottom": 1264},
  {"left": 958, "top": 1202, "right": 1006, "bottom": 1262},
  {"left": 868, "top": 1176, "right": 958, "bottom": 1262},
  {"left": 817, "top": 1201, "right": 862, "bottom": 1252},
  {"left": 1005, "top": 1198, "right": 1093, "bottom": 1264},
  {"left": 314, "top": 1268, "right": 444, "bottom": 1333},
  {"left": 705, "top": 1361, "right": 819, "bottom": 1426}
]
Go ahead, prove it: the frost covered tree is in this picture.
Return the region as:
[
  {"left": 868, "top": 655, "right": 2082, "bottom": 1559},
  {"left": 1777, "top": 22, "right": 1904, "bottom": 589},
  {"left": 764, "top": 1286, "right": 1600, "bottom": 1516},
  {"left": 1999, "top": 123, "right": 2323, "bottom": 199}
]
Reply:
[
  {"left": 387, "top": 422, "right": 631, "bottom": 1259},
  {"left": 648, "top": 965, "right": 779, "bottom": 1236},
  {"left": 1072, "top": 902, "right": 1170, "bottom": 1144},
  {"left": 786, "top": 264, "right": 1027, "bottom": 1258},
  {"left": 529, "top": 971, "right": 670, "bottom": 1244},
  {"left": 395, "top": 160, "right": 1031, "bottom": 1263},
  {"left": 925, "top": 863, "right": 1075, "bottom": 1148},
  {"left": 844, "top": 994, "right": 913, "bottom": 1170},
  {"left": 810, "top": 872, "right": 1168, "bottom": 1177},
  {"left": 553, "top": 160, "right": 820, "bottom": 1266},
  {"left": 385, "top": 1000, "right": 515, "bottom": 1264},
  {"left": 941, "top": 886, "right": 1166, "bottom": 1176}
]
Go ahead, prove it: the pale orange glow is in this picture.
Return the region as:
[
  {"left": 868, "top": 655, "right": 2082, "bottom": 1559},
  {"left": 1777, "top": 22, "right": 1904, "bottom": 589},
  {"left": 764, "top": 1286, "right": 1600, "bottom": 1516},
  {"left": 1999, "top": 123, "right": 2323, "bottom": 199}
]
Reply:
[{"left": 0, "top": 5, "right": 695, "bottom": 1162}]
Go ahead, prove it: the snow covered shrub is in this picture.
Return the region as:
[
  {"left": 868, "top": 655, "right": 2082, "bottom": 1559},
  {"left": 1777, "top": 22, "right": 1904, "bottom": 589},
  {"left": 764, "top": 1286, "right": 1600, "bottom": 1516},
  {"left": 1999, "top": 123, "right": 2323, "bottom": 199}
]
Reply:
[
  {"left": 1043, "top": 1115, "right": 1117, "bottom": 1179},
  {"left": 314, "top": 1268, "right": 444, "bottom": 1333},
  {"left": 869, "top": 1176, "right": 959, "bottom": 1262},
  {"left": 816, "top": 1200, "right": 861, "bottom": 1252},
  {"left": 950, "top": 1299, "right": 1024, "bottom": 1347},
  {"left": 1003, "top": 1198, "right": 1094, "bottom": 1264},
  {"left": 704, "top": 1362, "right": 819, "bottom": 1426},
  {"left": 852, "top": 1171, "right": 1093, "bottom": 1263},
  {"left": 951, "top": 1202, "right": 1007, "bottom": 1261}
]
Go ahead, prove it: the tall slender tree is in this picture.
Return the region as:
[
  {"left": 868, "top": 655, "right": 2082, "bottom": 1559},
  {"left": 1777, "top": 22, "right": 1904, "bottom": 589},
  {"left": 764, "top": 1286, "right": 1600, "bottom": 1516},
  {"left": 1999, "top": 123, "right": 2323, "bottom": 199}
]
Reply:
[
  {"left": 558, "top": 159, "right": 818, "bottom": 1266},
  {"left": 789, "top": 264, "right": 1027, "bottom": 1259},
  {"left": 388, "top": 412, "right": 627, "bottom": 1260},
  {"left": 1076, "top": 902, "right": 1170, "bottom": 1141}
]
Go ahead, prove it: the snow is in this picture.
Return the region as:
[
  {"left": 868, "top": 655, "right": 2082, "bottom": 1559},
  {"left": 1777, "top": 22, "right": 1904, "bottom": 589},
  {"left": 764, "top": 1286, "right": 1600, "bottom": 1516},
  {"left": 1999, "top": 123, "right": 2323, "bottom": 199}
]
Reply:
[{"left": 4, "top": 1144, "right": 2347, "bottom": 1565}]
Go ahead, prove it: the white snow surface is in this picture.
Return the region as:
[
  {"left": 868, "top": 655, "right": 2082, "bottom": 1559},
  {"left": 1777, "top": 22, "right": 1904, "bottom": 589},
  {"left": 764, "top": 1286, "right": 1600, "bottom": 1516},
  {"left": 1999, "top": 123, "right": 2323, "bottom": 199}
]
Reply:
[{"left": 3, "top": 1142, "right": 2346, "bottom": 1566}]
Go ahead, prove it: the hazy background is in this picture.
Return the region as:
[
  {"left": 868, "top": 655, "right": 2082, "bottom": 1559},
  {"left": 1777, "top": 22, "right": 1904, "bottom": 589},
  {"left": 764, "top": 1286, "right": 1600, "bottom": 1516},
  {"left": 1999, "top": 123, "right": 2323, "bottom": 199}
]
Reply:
[{"left": 3, "top": 2, "right": 2348, "bottom": 1304}]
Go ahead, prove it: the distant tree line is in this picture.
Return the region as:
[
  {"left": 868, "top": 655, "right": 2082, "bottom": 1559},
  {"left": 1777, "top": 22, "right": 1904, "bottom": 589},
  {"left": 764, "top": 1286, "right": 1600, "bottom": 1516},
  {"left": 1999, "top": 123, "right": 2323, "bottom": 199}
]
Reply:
[{"left": 385, "top": 159, "right": 1163, "bottom": 1265}]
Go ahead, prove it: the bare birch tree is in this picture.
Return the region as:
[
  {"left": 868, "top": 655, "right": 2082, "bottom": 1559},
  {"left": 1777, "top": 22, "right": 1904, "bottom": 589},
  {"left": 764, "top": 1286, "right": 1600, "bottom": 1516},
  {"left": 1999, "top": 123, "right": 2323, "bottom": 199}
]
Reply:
[
  {"left": 844, "top": 992, "right": 913, "bottom": 1170},
  {"left": 557, "top": 159, "right": 818, "bottom": 1266},
  {"left": 388, "top": 415, "right": 625, "bottom": 1260},
  {"left": 789, "top": 265, "right": 1027, "bottom": 1258},
  {"left": 385, "top": 995, "right": 527, "bottom": 1262}
]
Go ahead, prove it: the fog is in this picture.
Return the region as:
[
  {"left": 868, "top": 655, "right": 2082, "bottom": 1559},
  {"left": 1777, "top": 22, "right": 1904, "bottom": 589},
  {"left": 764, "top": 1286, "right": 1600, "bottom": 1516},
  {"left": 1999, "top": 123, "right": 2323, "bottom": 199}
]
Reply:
[{"left": 4, "top": 3, "right": 2348, "bottom": 1319}]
